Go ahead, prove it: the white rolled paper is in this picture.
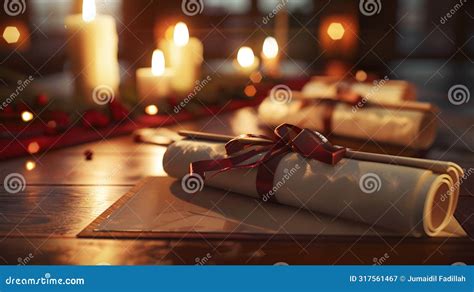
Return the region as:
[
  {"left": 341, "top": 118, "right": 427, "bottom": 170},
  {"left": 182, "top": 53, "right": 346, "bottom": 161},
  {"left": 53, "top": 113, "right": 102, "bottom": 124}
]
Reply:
[
  {"left": 302, "top": 77, "right": 416, "bottom": 103},
  {"left": 163, "top": 139, "right": 463, "bottom": 237},
  {"left": 258, "top": 97, "right": 438, "bottom": 149}
]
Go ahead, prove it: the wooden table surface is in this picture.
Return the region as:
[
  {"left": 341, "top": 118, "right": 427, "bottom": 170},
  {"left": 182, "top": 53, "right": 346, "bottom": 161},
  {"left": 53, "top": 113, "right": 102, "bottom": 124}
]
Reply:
[{"left": 0, "top": 107, "right": 473, "bottom": 265}]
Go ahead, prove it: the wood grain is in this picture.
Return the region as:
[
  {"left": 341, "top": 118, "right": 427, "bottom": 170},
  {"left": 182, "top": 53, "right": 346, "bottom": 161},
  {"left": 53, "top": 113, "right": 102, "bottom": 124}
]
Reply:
[{"left": 0, "top": 106, "right": 472, "bottom": 265}]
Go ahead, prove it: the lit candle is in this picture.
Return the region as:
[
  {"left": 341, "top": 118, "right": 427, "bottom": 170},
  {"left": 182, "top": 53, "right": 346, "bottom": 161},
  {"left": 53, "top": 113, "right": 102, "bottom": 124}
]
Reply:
[
  {"left": 136, "top": 49, "right": 173, "bottom": 104},
  {"left": 261, "top": 36, "right": 280, "bottom": 77},
  {"left": 65, "top": 0, "right": 120, "bottom": 106},
  {"left": 233, "top": 46, "right": 259, "bottom": 75},
  {"left": 160, "top": 22, "right": 203, "bottom": 94}
]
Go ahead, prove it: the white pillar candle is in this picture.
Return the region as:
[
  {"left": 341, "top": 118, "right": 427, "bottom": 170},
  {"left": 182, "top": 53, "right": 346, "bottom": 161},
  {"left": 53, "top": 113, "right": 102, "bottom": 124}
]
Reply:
[
  {"left": 261, "top": 36, "right": 280, "bottom": 77},
  {"left": 65, "top": 0, "right": 120, "bottom": 106},
  {"left": 136, "top": 49, "right": 173, "bottom": 105},
  {"left": 160, "top": 22, "right": 203, "bottom": 94},
  {"left": 233, "top": 46, "right": 260, "bottom": 75}
]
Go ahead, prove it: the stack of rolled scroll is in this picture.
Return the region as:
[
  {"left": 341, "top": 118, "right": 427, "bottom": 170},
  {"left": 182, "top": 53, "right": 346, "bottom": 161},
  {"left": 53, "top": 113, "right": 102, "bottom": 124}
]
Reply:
[
  {"left": 258, "top": 77, "right": 438, "bottom": 149},
  {"left": 163, "top": 138, "right": 463, "bottom": 237}
]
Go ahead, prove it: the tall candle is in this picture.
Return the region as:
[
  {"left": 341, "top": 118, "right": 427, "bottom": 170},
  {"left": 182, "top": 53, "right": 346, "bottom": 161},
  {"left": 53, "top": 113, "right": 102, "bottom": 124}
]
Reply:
[
  {"left": 160, "top": 22, "right": 203, "bottom": 94},
  {"left": 136, "top": 49, "right": 173, "bottom": 104},
  {"left": 65, "top": 0, "right": 120, "bottom": 106},
  {"left": 261, "top": 36, "right": 280, "bottom": 77}
]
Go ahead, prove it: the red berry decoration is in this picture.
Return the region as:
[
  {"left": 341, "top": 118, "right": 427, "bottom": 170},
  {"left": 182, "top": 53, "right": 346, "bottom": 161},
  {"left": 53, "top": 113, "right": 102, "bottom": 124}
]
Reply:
[
  {"left": 36, "top": 93, "right": 49, "bottom": 106},
  {"left": 84, "top": 149, "right": 93, "bottom": 161}
]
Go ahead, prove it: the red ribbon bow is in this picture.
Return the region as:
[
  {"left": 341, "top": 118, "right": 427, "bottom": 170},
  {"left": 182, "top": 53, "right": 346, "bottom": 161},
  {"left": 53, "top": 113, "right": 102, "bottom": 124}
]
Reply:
[{"left": 189, "top": 124, "right": 346, "bottom": 201}]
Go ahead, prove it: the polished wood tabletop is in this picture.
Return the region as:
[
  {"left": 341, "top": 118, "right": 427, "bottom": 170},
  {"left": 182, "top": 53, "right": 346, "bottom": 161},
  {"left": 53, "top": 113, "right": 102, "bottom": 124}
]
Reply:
[{"left": 0, "top": 107, "right": 473, "bottom": 265}]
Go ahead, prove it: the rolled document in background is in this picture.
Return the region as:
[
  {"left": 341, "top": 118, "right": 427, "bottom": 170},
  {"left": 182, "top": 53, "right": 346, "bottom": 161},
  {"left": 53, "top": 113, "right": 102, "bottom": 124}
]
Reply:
[
  {"left": 163, "top": 139, "right": 463, "bottom": 237},
  {"left": 302, "top": 76, "right": 416, "bottom": 103},
  {"left": 258, "top": 96, "right": 438, "bottom": 149}
]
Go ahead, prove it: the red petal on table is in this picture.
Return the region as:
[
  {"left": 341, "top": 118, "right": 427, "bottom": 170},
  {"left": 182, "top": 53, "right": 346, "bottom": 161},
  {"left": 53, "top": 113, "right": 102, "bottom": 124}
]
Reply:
[
  {"left": 109, "top": 101, "right": 130, "bottom": 121},
  {"left": 82, "top": 110, "right": 110, "bottom": 128},
  {"left": 48, "top": 111, "right": 70, "bottom": 127}
]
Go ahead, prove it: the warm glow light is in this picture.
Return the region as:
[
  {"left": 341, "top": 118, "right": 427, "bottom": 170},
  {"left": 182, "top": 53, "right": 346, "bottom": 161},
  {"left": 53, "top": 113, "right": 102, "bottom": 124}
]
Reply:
[
  {"left": 28, "top": 142, "right": 40, "bottom": 154},
  {"left": 151, "top": 50, "right": 165, "bottom": 76},
  {"left": 355, "top": 70, "right": 368, "bottom": 82},
  {"left": 82, "top": 0, "right": 97, "bottom": 22},
  {"left": 249, "top": 71, "right": 263, "bottom": 83},
  {"left": 25, "top": 160, "right": 36, "bottom": 171},
  {"left": 327, "top": 22, "right": 345, "bottom": 40},
  {"left": 173, "top": 22, "right": 189, "bottom": 47},
  {"left": 2, "top": 26, "right": 21, "bottom": 44},
  {"left": 262, "top": 37, "right": 279, "bottom": 59},
  {"left": 145, "top": 105, "right": 159, "bottom": 115},
  {"left": 21, "top": 111, "right": 34, "bottom": 122},
  {"left": 237, "top": 47, "right": 255, "bottom": 68},
  {"left": 244, "top": 85, "right": 257, "bottom": 97}
]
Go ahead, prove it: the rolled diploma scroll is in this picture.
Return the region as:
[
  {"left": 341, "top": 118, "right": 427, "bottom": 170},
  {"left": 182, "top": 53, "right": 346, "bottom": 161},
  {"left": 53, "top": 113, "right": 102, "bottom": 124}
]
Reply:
[
  {"left": 302, "top": 78, "right": 416, "bottom": 103},
  {"left": 258, "top": 97, "right": 437, "bottom": 149},
  {"left": 163, "top": 139, "right": 463, "bottom": 237}
]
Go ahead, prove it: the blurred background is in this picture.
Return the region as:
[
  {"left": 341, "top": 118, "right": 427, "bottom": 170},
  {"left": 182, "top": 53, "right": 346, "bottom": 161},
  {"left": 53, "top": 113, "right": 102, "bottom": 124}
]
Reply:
[{"left": 0, "top": 0, "right": 473, "bottom": 157}]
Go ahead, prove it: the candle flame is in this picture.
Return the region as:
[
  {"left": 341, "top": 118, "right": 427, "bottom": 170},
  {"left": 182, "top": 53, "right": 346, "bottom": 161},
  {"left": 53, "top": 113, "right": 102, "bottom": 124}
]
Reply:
[
  {"left": 262, "top": 37, "right": 278, "bottom": 59},
  {"left": 21, "top": 111, "right": 33, "bottom": 122},
  {"left": 82, "top": 0, "right": 96, "bottom": 22},
  {"left": 145, "top": 105, "right": 159, "bottom": 115},
  {"left": 237, "top": 47, "right": 255, "bottom": 68},
  {"left": 173, "top": 22, "right": 189, "bottom": 47},
  {"left": 151, "top": 50, "right": 165, "bottom": 76}
]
